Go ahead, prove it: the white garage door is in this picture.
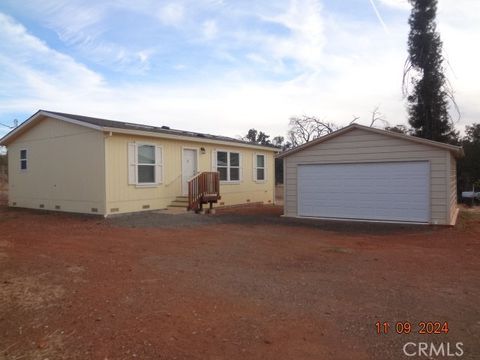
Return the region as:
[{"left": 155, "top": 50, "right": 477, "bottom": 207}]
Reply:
[{"left": 297, "top": 161, "right": 430, "bottom": 222}]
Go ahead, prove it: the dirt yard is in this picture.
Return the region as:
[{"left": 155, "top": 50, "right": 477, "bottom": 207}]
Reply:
[
  {"left": 0, "top": 176, "right": 7, "bottom": 206},
  {"left": 1, "top": 205, "right": 479, "bottom": 359}
]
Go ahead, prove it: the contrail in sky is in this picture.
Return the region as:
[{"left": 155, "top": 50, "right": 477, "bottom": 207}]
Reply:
[{"left": 368, "top": 0, "right": 390, "bottom": 34}]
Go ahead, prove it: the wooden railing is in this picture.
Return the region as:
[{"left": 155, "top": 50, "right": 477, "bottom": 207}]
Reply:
[{"left": 187, "top": 172, "right": 220, "bottom": 211}]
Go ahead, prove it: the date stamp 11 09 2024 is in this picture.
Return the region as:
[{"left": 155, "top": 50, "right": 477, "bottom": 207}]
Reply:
[{"left": 375, "top": 321, "right": 449, "bottom": 335}]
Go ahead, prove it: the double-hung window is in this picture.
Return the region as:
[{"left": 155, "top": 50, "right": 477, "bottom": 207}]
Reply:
[
  {"left": 137, "top": 145, "right": 156, "bottom": 184},
  {"left": 217, "top": 151, "right": 240, "bottom": 182},
  {"left": 254, "top": 154, "right": 265, "bottom": 181},
  {"left": 128, "top": 143, "right": 163, "bottom": 186},
  {"left": 20, "top": 149, "right": 27, "bottom": 170}
]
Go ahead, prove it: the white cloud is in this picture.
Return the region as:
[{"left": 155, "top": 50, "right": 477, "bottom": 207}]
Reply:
[
  {"left": 156, "top": 3, "right": 185, "bottom": 27},
  {"left": 260, "top": 0, "right": 326, "bottom": 70},
  {"left": 378, "top": 0, "right": 410, "bottom": 10},
  {"left": 1, "top": 1, "right": 154, "bottom": 71},
  {"left": 0, "top": 13, "right": 104, "bottom": 92},
  {"left": 202, "top": 20, "right": 218, "bottom": 39}
]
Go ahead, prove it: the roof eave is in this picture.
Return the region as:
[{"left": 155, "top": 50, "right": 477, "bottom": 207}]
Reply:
[
  {"left": 0, "top": 110, "right": 44, "bottom": 146},
  {"left": 102, "top": 126, "right": 280, "bottom": 152},
  {"left": 276, "top": 124, "right": 464, "bottom": 159},
  {"left": 0, "top": 110, "right": 104, "bottom": 146}
]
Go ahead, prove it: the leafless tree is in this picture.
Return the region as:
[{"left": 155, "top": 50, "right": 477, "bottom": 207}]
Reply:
[
  {"left": 368, "top": 106, "right": 389, "bottom": 127},
  {"left": 288, "top": 107, "right": 390, "bottom": 148},
  {"left": 287, "top": 116, "right": 339, "bottom": 147},
  {"left": 349, "top": 106, "right": 389, "bottom": 128}
]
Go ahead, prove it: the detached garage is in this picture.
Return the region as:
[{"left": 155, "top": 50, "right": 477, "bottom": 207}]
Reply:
[{"left": 279, "top": 124, "right": 464, "bottom": 225}]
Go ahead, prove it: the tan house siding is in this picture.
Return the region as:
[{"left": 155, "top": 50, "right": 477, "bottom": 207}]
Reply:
[
  {"left": 284, "top": 128, "right": 451, "bottom": 224},
  {"left": 448, "top": 152, "right": 458, "bottom": 225},
  {"left": 7, "top": 117, "right": 106, "bottom": 214},
  {"left": 105, "top": 133, "right": 275, "bottom": 215}
]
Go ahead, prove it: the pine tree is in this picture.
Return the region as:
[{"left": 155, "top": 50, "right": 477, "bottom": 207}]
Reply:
[{"left": 404, "top": 0, "right": 458, "bottom": 143}]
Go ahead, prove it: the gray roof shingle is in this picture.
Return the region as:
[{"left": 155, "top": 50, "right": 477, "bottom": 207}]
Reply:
[{"left": 44, "top": 110, "right": 279, "bottom": 149}]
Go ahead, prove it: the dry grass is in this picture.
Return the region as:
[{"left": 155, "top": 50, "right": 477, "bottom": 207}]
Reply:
[
  {"left": 0, "top": 268, "right": 67, "bottom": 359},
  {"left": 0, "top": 330, "right": 66, "bottom": 360},
  {"left": 455, "top": 205, "right": 480, "bottom": 230},
  {"left": 0, "top": 273, "right": 65, "bottom": 313}
]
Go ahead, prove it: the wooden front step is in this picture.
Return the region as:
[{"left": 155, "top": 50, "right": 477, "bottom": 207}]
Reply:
[{"left": 167, "top": 196, "right": 189, "bottom": 209}]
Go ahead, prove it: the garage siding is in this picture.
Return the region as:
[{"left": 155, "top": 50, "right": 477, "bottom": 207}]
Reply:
[
  {"left": 448, "top": 152, "right": 458, "bottom": 224},
  {"left": 284, "top": 128, "right": 450, "bottom": 224}
]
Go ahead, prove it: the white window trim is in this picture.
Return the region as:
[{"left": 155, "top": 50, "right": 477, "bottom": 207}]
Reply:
[
  {"left": 253, "top": 153, "right": 266, "bottom": 183},
  {"left": 134, "top": 142, "right": 164, "bottom": 187},
  {"left": 20, "top": 148, "right": 28, "bottom": 172},
  {"left": 215, "top": 149, "right": 242, "bottom": 184}
]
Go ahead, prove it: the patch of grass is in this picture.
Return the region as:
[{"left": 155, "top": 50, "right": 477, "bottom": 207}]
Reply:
[{"left": 455, "top": 208, "right": 480, "bottom": 230}]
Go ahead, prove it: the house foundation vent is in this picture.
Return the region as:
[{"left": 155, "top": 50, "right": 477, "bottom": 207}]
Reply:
[
  {"left": 39, "top": 204, "right": 45, "bottom": 208},
  {"left": 142, "top": 205, "right": 150, "bottom": 209}
]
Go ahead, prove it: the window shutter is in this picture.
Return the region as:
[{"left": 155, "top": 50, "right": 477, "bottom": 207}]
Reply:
[
  {"left": 211, "top": 150, "right": 217, "bottom": 171},
  {"left": 155, "top": 146, "right": 163, "bottom": 184},
  {"left": 128, "top": 142, "right": 137, "bottom": 185},
  {"left": 239, "top": 152, "right": 243, "bottom": 182},
  {"left": 260, "top": 154, "right": 267, "bottom": 182},
  {"left": 253, "top": 153, "right": 257, "bottom": 181}
]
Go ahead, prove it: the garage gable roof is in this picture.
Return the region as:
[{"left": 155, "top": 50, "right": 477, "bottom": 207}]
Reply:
[
  {"left": 0, "top": 110, "right": 279, "bottom": 151},
  {"left": 277, "top": 123, "right": 464, "bottom": 159}
]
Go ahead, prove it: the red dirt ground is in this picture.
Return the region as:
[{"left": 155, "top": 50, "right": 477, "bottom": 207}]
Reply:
[{"left": 1, "top": 205, "right": 479, "bottom": 359}]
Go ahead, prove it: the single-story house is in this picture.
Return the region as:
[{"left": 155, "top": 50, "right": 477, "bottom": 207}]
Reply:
[
  {"left": 278, "top": 124, "right": 464, "bottom": 225},
  {"left": 0, "top": 110, "right": 277, "bottom": 216}
]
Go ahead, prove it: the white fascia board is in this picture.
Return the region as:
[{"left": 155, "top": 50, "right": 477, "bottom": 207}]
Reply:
[{"left": 0, "top": 110, "right": 103, "bottom": 146}]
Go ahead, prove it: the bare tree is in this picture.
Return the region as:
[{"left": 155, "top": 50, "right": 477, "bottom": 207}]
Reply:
[
  {"left": 349, "top": 115, "right": 360, "bottom": 125},
  {"left": 368, "top": 106, "right": 388, "bottom": 128},
  {"left": 349, "top": 107, "right": 388, "bottom": 128},
  {"left": 288, "top": 116, "right": 339, "bottom": 147},
  {"left": 288, "top": 107, "right": 391, "bottom": 148}
]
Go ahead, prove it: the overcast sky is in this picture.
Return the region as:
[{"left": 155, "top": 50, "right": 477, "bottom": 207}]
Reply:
[{"left": 0, "top": 0, "right": 478, "bottom": 140}]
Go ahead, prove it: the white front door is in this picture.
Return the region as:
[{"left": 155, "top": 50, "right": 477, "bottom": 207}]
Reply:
[{"left": 182, "top": 149, "right": 198, "bottom": 195}]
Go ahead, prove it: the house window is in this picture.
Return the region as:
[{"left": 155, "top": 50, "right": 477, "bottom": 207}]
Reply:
[
  {"left": 20, "top": 149, "right": 27, "bottom": 170},
  {"left": 128, "top": 143, "right": 163, "bottom": 186},
  {"left": 255, "top": 154, "right": 265, "bottom": 181},
  {"left": 137, "top": 145, "right": 156, "bottom": 184},
  {"left": 217, "top": 151, "right": 240, "bottom": 182}
]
